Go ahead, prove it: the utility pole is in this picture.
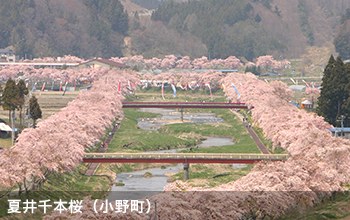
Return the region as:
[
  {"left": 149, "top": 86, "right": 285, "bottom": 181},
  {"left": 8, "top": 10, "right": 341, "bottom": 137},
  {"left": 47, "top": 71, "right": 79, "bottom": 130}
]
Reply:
[
  {"left": 180, "top": 108, "right": 184, "bottom": 122},
  {"left": 337, "top": 115, "right": 346, "bottom": 137},
  {"left": 340, "top": 115, "right": 345, "bottom": 137}
]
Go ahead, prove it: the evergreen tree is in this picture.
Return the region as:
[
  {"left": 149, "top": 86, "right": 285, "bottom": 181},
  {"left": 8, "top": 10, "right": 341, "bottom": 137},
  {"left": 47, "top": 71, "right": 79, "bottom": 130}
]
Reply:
[
  {"left": 29, "top": 95, "right": 42, "bottom": 128},
  {"left": 2, "top": 79, "right": 20, "bottom": 121},
  {"left": 17, "top": 79, "right": 29, "bottom": 126},
  {"left": 2, "top": 79, "right": 20, "bottom": 145},
  {"left": 317, "top": 56, "right": 350, "bottom": 126}
]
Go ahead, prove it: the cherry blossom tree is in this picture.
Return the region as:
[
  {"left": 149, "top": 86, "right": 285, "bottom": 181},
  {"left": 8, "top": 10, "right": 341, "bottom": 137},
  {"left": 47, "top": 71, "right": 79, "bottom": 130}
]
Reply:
[{"left": 0, "top": 69, "right": 139, "bottom": 192}]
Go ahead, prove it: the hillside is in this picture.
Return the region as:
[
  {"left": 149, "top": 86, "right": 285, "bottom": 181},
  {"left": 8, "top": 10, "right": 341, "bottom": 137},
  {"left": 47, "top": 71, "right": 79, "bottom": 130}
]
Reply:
[
  {"left": 334, "top": 9, "right": 350, "bottom": 60},
  {"left": 0, "top": 0, "right": 128, "bottom": 59},
  {"left": 1, "top": 0, "right": 349, "bottom": 60},
  {"left": 129, "top": 0, "right": 350, "bottom": 60}
]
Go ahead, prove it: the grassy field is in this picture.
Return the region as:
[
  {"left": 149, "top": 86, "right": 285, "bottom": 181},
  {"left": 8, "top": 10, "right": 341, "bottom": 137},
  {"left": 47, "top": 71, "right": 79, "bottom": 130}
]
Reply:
[
  {"left": 108, "top": 108, "right": 198, "bottom": 152},
  {"left": 108, "top": 107, "right": 259, "bottom": 153},
  {"left": 0, "top": 91, "right": 78, "bottom": 148},
  {"left": 0, "top": 137, "right": 12, "bottom": 149},
  {"left": 281, "top": 192, "right": 350, "bottom": 220},
  {"left": 0, "top": 91, "right": 78, "bottom": 123},
  {"left": 169, "top": 109, "right": 259, "bottom": 153},
  {"left": 32, "top": 91, "right": 79, "bottom": 119},
  {"left": 169, "top": 164, "right": 253, "bottom": 188}
]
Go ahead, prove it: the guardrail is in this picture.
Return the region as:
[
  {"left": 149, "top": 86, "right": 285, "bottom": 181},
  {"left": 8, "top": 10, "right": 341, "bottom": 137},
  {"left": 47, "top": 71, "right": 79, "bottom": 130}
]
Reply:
[{"left": 83, "top": 153, "right": 288, "bottom": 164}]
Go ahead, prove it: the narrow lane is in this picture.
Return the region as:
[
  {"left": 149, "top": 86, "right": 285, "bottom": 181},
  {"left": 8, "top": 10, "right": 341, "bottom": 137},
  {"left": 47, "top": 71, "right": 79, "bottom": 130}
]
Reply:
[{"left": 230, "top": 110, "right": 271, "bottom": 154}]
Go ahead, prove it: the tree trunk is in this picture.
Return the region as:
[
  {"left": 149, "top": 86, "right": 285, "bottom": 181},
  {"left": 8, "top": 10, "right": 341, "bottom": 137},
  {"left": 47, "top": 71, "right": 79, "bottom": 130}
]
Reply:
[
  {"left": 17, "top": 183, "right": 22, "bottom": 196},
  {"left": 19, "top": 107, "right": 22, "bottom": 127}
]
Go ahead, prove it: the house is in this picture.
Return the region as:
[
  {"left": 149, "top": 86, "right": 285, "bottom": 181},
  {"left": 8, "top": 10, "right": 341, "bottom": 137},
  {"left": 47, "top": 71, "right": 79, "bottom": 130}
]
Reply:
[
  {"left": 0, "top": 122, "right": 13, "bottom": 138},
  {"left": 0, "top": 47, "right": 16, "bottom": 62},
  {"left": 301, "top": 99, "right": 313, "bottom": 109},
  {"left": 78, "top": 58, "right": 124, "bottom": 69},
  {"left": 329, "top": 127, "right": 350, "bottom": 139}
]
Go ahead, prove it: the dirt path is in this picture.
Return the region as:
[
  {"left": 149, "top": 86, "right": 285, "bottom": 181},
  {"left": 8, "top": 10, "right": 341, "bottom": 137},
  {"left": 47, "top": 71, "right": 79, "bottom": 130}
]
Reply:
[
  {"left": 85, "top": 121, "right": 120, "bottom": 176},
  {"left": 231, "top": 110, "right": 270, "bottom": 154}
]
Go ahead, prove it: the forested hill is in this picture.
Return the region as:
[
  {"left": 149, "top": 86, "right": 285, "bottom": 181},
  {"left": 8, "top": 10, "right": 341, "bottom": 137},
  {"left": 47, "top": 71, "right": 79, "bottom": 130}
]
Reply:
[
  {"left": 334, "top": 9, "right": 350, "bottom": 60},
  {"left": 0, "top": 0, "right": 128, "bottom": 59},
  {"left": 1, "top": 0, "right": 350, "bottom": 60},
  {"left": 148, "top": 0, "right": 350, "bottom": 60}
]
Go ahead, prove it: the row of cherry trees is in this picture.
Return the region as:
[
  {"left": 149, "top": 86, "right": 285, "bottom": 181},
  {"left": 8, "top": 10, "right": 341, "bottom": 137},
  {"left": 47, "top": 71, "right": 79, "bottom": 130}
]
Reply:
[
  {"left": 255, "top": 55, "right": 291, "bottom": 70},
  {"left": 0, "top": 66, "right": 109, "bottom": 85},
  {"left": 111, "top": 55, "right": 290, "bottom": 71},
  {"left": 0, "top": 68, "right": 139, "bottom": 192},
  {"left": 30, "top": 55, "right": 84, "bottom": 63}
]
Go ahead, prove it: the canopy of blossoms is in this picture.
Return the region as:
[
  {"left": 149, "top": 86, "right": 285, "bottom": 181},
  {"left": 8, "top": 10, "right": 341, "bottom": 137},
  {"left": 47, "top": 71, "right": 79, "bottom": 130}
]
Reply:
[
  {"left": 0, "top": 68, "right": 139, "bottom": 189},
  {"left": 111, "top": 55, "right": 243, "bottom": 70}
]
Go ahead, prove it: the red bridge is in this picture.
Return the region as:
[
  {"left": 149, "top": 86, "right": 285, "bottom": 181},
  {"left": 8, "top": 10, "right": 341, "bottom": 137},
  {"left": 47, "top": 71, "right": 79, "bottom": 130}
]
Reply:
[
  {"left": 122, "top": 102, "right": 252, "bottom": 109},
  {"left": 83, "top": 153, "right": 287, "bottom": 164}
]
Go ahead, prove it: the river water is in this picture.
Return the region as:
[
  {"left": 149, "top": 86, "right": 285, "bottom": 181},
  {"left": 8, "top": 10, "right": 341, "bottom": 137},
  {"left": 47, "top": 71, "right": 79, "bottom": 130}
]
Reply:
[{"left": 110, "top": 108, "right": 242, "bottom": 193}]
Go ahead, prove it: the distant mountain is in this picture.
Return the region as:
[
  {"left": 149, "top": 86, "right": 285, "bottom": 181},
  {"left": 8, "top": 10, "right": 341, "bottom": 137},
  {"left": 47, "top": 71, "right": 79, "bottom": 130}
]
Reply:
[{"left": 0, "top": 0, "right": 128, "bottom": 59}]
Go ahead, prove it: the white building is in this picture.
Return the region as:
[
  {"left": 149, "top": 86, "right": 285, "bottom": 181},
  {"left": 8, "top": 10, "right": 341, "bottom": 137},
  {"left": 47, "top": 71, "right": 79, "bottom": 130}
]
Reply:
[{"left": 0, "top": 47, "right": 16, "bottom": 62}]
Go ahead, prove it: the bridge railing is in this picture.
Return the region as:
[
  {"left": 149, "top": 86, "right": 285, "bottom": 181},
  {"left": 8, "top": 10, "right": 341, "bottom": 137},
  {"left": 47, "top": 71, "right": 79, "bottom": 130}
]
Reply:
[
  {"left": 122, "top": 102, "right": 252, "bottom": 109},
  {"left": 84, "top": 153, "right": 288, "bottom": 161}
]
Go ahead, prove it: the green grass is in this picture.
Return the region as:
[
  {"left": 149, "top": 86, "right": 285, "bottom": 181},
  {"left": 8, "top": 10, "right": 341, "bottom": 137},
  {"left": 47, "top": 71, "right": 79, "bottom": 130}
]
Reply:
[
  {"left": 108, "top": 107, "right": 259, "bottom": 153},
  {"left": 108, "top": 109, "right": 198, "bottom": 152},
  {"left": 41, "top": 165, "right": 111, "bottom": 194},
  {"left": 169, "top": 164, "right": 253, "bottom": 187},
  {"left": 182, "top": 144, "right": 259, "bottom": 153},
  {"left": 242, "top": 110, "right": 286, "bottom": 154},
  {"left": 0, "top": 137, "right": 12, "bottom": 148},
  {"left": 167, "top": 109, "right": 259, "bottom": 153},
  {"left": 281, "top": 192, "right": 350, "bottom": 220}
]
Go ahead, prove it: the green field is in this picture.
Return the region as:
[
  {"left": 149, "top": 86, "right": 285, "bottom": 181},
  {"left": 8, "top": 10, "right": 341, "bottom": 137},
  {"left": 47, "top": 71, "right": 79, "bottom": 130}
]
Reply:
[
  {"left": 0, "top": 91, "right": 78, "bottom": 123},
  {"left": 108, "top": 107, "right": 259, "bottom": 153},
  {"left": 170, "top": 164, "right": 254, "bottom": 188},
  {"left": 0, "top": 137, "right": 12, "bottom": 149},
  {"left": 281, "top": 192, "right": 350, "bottom": 220},
  {"left": 0, "top": 91, "right": 79, "bottom": 148},
  {"left": 108, "top": 108, "right": 198, "bottom": 152}
]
